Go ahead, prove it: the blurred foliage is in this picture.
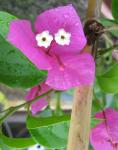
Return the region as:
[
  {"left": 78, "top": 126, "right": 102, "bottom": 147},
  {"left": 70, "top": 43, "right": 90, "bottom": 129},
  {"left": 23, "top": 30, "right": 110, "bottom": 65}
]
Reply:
[
  {"left": 0, "top": 0, "right": 88, "bottom": 21},
  {"left": 0, "top": 138, "right": 12, "bottom": 150},
  {"left": 0, "top": 92, "right": 8, "bottom": 111}
]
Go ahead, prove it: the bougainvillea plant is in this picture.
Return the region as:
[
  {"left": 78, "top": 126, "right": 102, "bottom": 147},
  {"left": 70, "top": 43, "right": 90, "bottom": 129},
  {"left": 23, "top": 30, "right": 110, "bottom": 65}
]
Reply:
[
  {"left": 0, "top": 0, "right": 118, "bottom": 150},
  {"left": 91, "top": 108, "right": 118, "bottom": 150}
]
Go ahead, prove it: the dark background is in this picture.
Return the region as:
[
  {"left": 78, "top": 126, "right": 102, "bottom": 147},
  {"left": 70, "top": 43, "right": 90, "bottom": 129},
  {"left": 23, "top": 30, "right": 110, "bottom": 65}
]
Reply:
[{"left": 0, "top": 0, "right": 88, "bottom": 21}]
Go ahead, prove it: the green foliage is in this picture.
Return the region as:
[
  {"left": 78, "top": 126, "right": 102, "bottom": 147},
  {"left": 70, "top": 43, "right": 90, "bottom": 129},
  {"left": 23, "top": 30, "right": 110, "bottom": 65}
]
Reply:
[
  {"left": 27, "top": 114, "right": 70, "bottom": 149},
  {"left": 0, "top": 92, "right": 8, "bottom": 109},
  {"left": 112, "top": 0, "right": 118, "bottom": 21},
  {"left": 110, "top": 94, "right": 118, "bottom": 110},
  {"left": 0, "top": 139, "right": 12, "bottom": 150},
  {"left": 0, "top": 35, "right": 47, "bottom": 88},
  {"left": 0, "top": 132, "right": 36, "bottom": 149},
  {"left": 38, "top": 106, "right": 53, "bottom": 118},
  {"left": 91, "top": 118, "right": 103, "bottom": 128},
  {"left": 0, "top": 11, "right": 17, "bottom": 38},
  {"left": 26, "top": 112, "right": 102, "bottom": 149},
  {"left": 99, "top": 18, "right": 118, "bottom": 37},
  {"left": 97, "top": 63, "right": 118, "bottom": 93},
  {"left": 0, "top": 12, "right": 47, "bottom": 88},
  {"left": 100, "top": 18, "right": 117, "bottom": 26}
]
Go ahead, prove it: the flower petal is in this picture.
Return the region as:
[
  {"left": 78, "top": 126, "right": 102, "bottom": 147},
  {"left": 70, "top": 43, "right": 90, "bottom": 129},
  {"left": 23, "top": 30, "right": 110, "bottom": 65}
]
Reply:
[
  {"left": 26, "top": 83, "right": 51, "bottom": 114},
  {"left": 95, "top": 108, "right": 118, "bottom": 142},
  {"left": 7, "top": 20, "right": 51, "bottom": 70},
  {"left": 31, "top": 98, "right": 48, "bottom": 115},
  {"left": 91, "top": 108, "right": 118, "bottom": 150},
  {"left": 91, "top": 122, "right": 109, "bottom": 143},
  {"left": 91, "top": 140, "right": 114, "bottom": 150},
  {"left": 35, "top": 5, "right": 86, "bottom": 55},
  {"left": 46, "top": 53, "right": 95, "bottom": 90}
]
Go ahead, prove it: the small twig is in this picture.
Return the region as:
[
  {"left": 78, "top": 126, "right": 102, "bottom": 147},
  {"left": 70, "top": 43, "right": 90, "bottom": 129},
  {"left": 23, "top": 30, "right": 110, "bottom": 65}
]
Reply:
[
  {"left": 95, "top": 25, "right": 118, "bottom": 35},
  {"left": 103, "top": 34, "right": 113, "bottom": 45},
  {"left": 97, "top": 45, "right": 118, "bottom": 57},
  {"left": 0, "top": 89, "right": 53, "bottom": 124},
  {"left": 104, "top": 26, "right": 118, "bottom": 32}
]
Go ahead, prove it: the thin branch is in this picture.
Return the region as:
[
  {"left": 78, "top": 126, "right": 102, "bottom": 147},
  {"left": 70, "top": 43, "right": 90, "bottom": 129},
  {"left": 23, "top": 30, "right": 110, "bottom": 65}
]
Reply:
[
  {"left": 0, "top": 89, "right": 53, "bottom": 124},
  {"left": 105, "top": 25, "right": 118, "bottom": 32},
  {"left": 103, "top": 34, "right": 113, "bottom": 45}
]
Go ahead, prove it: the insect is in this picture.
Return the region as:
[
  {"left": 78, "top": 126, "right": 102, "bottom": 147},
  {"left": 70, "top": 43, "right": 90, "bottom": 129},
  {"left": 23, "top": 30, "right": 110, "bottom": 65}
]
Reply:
[{"left": 84, "top": 19, "right": 105, "bottom": 59}]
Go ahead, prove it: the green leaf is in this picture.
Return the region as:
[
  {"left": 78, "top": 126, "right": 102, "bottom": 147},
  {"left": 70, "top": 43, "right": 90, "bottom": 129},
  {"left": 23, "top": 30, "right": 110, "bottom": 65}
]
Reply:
[
  {"left": 0, "top": 132, "right": 36, "bottom": 149},
  {"left": 97, "top": 63, "right": 118, "bottom": 93},
  {"left": 0, "top": 139, "right": 12, "bottom": 150},
  {"left": 0, "top": 11, "right": 17, "bottom": 38},
  {"left": 38, "top": 106, "right": 53, "bottom": 118},
  {"left": 110, "top": 94, "right": 118, "bottom": 109},
  {"left": 112, "top": 0, "right": 118, "bottom": 21},
  {"left": 27, "top": 114, "right": 100, "bottom": 149},
  {"left": 27, "top": 115, "right": 70, "bottom": 149},
  {"left": 99, "top": 18, "right": 118, "bottom": 37},
  {"left": 27, "top": 114, "right": 70, "bottom": 129},
  {"left": 97, "top": 77, "right": 118, "bottom": 93},
  {"left": 0, "top": 11, "right": 47, "bottom": 88},
  {"left": 91, "top": 118, "right": 103, "bottom": 128},
  {"left": 0, "top": 35, "right": 47, "bottom": 88},
  {"left": 99, "top": 18, "right": 118, "bottom": 26}
]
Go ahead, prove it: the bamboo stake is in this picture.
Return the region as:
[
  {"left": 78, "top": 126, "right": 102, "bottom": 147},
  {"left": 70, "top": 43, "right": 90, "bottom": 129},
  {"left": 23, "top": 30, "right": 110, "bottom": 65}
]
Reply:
[
  {"left": 67, "top": 86, "right": 93, "bottom": 150},
  {"left": 87, "top": 0, "right": 102, "bottom": 18},
  {"left": 67, "top": 0, "right": 102, "bottom": 150}
]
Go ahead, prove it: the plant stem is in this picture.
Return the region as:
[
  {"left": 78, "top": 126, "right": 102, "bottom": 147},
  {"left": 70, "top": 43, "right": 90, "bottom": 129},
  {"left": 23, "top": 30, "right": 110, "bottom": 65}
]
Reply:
[
  {"left": 0, "top": 89, "right": 53, "bottom": 124},
  {"left": 55, "top": 91, "right": 61, "bottom": 110},
  {"left": 67, "top": 0, "right": 102, "bottom": 150},
  {"left": 105, "top": 25, "right": 118, "bottom": 32},
  {"left": 54, "top": 91, "right": 63, "bottom": 116},
  {"left": 103, "top": 34, "right": 113, "bottom": 46}
]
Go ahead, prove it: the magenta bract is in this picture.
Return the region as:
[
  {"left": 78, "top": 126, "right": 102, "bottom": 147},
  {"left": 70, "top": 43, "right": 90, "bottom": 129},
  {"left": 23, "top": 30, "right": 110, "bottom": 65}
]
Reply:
[
  {"left": 26, "top": 82, "right": 50, "bottom": 114},
  {"left": 7, "top": 5, "right": 95, "bottom": 90},
  {"left": 91, "top": 108, "right": 118, "bottom": 150}
]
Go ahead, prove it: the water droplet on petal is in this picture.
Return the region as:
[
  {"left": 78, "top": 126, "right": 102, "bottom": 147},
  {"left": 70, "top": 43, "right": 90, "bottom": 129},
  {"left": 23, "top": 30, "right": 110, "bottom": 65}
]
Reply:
[
  {"left": 75, "top": 22, "right": 79, "bottom": 26},
  {"left": 63, "top": 14, "right": 69, "bottom": 19},
  {"left": 59, "top": 66, "right": 64, "bottom": 71}
]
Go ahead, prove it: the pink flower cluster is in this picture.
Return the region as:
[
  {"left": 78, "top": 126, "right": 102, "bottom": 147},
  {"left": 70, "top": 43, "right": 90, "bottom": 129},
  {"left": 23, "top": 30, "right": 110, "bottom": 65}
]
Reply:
[{"left": 7, "top": 5, "right": 95, "bottom": 114}]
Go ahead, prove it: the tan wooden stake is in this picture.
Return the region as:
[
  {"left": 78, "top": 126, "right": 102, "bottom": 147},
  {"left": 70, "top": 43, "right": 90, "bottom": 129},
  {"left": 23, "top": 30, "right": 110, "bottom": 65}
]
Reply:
[
  {"left": 67, "top": 86, "right": 93, "bottom": 150},
  {"left": 67, "top": 0, "right": 102, "bottom": 150}
]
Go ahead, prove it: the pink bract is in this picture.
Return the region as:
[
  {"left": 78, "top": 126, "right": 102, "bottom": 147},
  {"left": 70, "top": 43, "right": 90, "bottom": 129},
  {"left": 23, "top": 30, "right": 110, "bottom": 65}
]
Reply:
[
  {"left": 46, "top": 53, "right": 95, "bottom": 90},
  {"left": 91, "top": 108, "right": 118, "bottom": 150},
  {"left": 7, "top": 5, "right": 95, "bottom": 90},
  {"left": 26, "top": 82, "right": 50, "bottom": 114},
  {"left": 35, "top": 4, "right": 86, "bottom": 55}
]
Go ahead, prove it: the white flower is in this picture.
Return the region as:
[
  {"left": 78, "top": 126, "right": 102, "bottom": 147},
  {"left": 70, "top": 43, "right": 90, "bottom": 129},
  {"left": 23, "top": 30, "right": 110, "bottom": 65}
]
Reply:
[
  {"left": 55, "top": 28, "right": 71, "bottom": 46},
  {"left": 36, "top": 31, "right": 53, "bottom": 48}
]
